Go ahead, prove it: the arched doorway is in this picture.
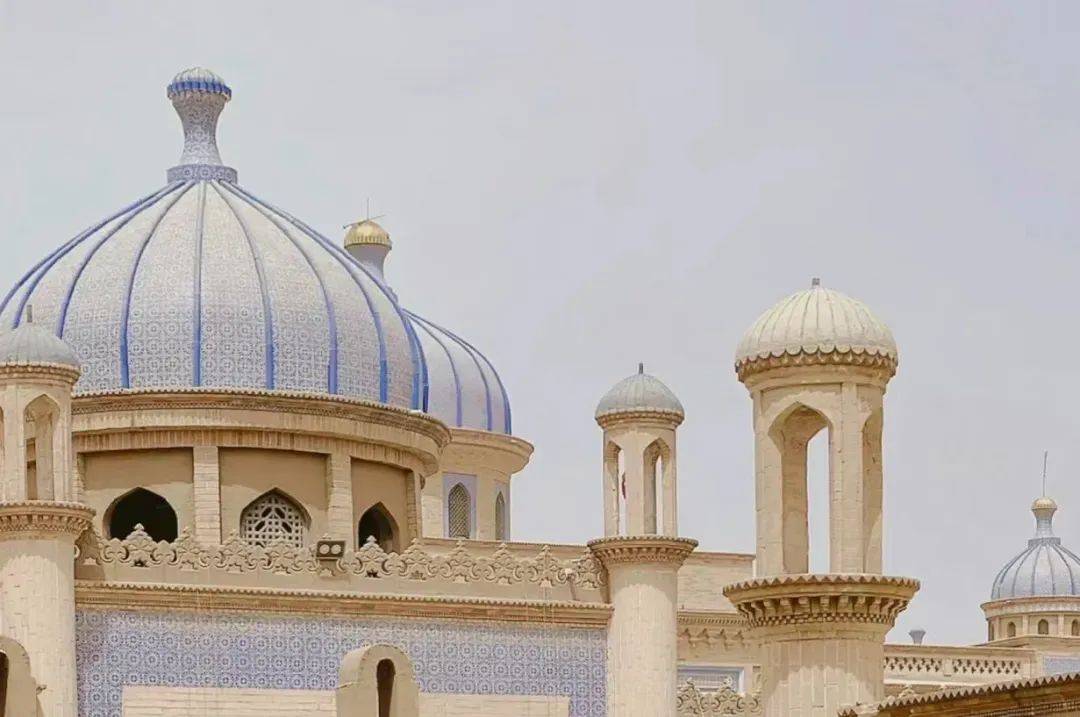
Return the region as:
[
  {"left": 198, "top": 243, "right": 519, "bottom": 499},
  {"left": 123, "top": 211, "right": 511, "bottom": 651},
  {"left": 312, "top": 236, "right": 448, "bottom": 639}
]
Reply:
[
  {"left": 107, "top": 488, "right": 179, "bottom": 542},
  {"left": 358, "top": 504, "right": 398, "bottom": 553}
]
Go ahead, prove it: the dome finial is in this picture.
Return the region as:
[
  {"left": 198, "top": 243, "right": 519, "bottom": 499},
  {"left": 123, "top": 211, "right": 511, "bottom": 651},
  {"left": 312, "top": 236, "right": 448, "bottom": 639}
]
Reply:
[
  {"left": 166, "top": 67, "right": 237, "bottom": 183},
  {"left": 638, "top": 362, "right": 644, "bottom": 374},
  {"left": 811, "top": 277, "right": 821, "bottom": 288}
]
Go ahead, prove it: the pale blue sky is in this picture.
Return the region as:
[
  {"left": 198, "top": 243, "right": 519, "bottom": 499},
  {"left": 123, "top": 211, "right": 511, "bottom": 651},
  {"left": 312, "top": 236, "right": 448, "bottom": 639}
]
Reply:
[{"left": 3, "top": 1, "right": 1080, "bottom": 645}]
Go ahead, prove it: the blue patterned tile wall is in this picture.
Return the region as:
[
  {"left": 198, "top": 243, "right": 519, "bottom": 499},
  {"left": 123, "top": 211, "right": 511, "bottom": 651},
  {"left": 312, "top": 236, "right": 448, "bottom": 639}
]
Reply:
[{"left": 75, "top": 609, "right": 606, "bottom": 717}]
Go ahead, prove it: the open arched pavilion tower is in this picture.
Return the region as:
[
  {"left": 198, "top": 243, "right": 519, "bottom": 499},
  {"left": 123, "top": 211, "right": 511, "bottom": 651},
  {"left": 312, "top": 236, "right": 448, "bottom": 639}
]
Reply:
[{"left": 724, "top": 279, "right": 918, "bottom": 717}]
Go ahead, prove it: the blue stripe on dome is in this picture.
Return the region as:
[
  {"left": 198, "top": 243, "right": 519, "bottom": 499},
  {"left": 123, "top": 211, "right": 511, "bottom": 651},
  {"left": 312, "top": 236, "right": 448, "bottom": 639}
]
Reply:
[
  {"left": 414, "top": 314, "right": 494, "bottom": 432},
  {"left": 2, "top": 184, "right": 178, "bottom": 329},
  {"left": 422, "top": 315, "right": 511, "bottom": 433},
  {"left": 407, "top": 311, "right": 464, "bottom": 427},
  {"left": 167, "top": 80, "right": 231, "bottom": 99},
  {"left": 211, "top": 182, "right": 276, "bottom": 389},
  {"left": 219, "top": 182, "right": 340, "bottom": 394},
  {"left": 192, "top": 183, "right": 207, "bottom": 385},
  {"left": 227, "top": 184, "right": 421, "bottom": 407},
  {"left": 120, "top": 183, "right": 197, "bottom": 387},
  {"left": 58, "top": 184, "right": 187, "bottom": 337},
  {"left": 402, "top": 313, "right": 429, "bottom": 411}
]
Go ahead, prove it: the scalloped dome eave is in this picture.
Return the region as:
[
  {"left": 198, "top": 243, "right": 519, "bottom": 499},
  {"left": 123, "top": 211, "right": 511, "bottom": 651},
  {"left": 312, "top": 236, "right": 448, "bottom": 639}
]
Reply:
[{"left": 735, "top": 282, "right": 898, "bottom": 368}]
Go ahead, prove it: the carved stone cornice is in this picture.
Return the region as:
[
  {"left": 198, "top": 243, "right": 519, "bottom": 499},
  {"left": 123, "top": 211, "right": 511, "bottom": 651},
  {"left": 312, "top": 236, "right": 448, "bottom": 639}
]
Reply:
[
  {"left": 595, "top": 409, "right": 684, "bottom": 431},
  {"left": 0, "top": 501, "right": 94, "bottom": 538},
  {"left": 588, "top": 535, "right": 698, "bottom": 566},
  {"left": 723, "top": 574, "right": 919, "bottom": 629},
  {"left": 0, "top": 362, "right": 81, "bottom": 385},
  {"left": 736, "top": 349, "right": 897, "bottom": 383},
  {"left": 443, "top": 428, "right": 535, "bottom": 475},
  {"left": 981, "top": 595, "right": 1080, "bottom": 618},
  {"left": 74, "top": 581, "right": 613, "bottom": 627}
]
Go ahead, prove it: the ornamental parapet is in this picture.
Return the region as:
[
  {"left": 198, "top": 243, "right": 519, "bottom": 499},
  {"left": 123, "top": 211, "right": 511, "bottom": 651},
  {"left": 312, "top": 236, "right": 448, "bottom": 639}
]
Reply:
[
  {"left": 75, "top": 525, "right": 606, "bottom": 603},
  {"left": 588, "top": 535, "right": 698, "bottom": 566},
  {"left": 736, "top": 349, "right": 897, "bottom": 384},
  {"left": 723, "top": 574, "right": 918, "bottom": 630},
  {"left": 0, "top": 501, "right": 94, "bottom": 538},
  {"left": 676, "top": 680, "right": 762, "bottom": 715},
  {"left": 883, "top": 643, "right": 1037, "bottom": 690}
]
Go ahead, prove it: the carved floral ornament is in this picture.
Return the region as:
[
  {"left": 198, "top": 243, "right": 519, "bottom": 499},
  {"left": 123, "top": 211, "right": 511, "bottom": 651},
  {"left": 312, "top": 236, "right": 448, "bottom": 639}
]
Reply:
[
  {"left": 676, "top": 680, "right": 762, "bottom": 715},
  {"left": 75, "top": 525, "right": 606, "bottom": 590}
]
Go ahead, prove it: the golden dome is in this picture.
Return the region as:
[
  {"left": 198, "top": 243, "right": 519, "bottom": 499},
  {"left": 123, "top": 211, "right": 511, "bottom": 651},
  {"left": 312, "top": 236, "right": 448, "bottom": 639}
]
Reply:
[{"left": 344, "top": 219, "right": 392, "bottom": 249}]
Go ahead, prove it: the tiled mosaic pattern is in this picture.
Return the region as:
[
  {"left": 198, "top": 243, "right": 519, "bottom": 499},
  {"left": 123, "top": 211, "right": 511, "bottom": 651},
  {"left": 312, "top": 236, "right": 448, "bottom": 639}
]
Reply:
[{"left": 75, "top": 610, "right": 606, "bottom": 717}]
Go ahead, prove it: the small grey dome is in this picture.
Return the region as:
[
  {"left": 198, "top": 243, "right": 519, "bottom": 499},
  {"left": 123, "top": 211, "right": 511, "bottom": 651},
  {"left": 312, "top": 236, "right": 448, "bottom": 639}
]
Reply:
[
  {"left": 595, "top": 364, "right": 684, "bottom": 420},
  {"left": 0, "top": 318, "right": 80, "bottom": 368},
  {"left": 991, "top": 497, "right": 1080, "bottom": 600}
]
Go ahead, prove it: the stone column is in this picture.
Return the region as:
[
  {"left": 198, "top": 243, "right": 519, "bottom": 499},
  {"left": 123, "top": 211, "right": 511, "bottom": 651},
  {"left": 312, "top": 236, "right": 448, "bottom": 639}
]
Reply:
[
  {"left": 724, "top": 575, "right": 918, "bottom": 717},
  {"left": 589, "top": 536, "right": 697, "bottom": 717},
  {"left": 0, "top": 502, "right": 93, "bottom": 717},
  {"left": 326, "top": 453, "right": 353, "bottom": 547},
  {"left": 192, "top": 445, "right": 221, "bottom": 545}
]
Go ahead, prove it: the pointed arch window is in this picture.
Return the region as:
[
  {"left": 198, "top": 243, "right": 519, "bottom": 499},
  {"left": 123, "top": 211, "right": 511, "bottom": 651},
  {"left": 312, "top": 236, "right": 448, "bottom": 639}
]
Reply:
[
  {"left": 107, "top": 488, "right": 178, "bottom": 542},
  {"left": 447, "top": 483, "right": 471, "bottom": 539},
  {"left": 1038, "top": 619, "right": 1050, "bottom": 635},
  {"left": 358, "top": 504, "right": 398, "bottom": 553},
  {"left": 494, "top": 492, "right": 508, "bottom": 541},
  {"left": 241, "top": 491, "right": 307, "bottom": 547}
]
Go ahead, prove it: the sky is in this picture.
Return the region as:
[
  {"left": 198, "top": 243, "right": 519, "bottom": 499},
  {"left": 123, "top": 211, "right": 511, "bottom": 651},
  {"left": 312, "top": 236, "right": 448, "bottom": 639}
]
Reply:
[{"left": 3, "top": 1, "right": 1080, "bottom": 646}]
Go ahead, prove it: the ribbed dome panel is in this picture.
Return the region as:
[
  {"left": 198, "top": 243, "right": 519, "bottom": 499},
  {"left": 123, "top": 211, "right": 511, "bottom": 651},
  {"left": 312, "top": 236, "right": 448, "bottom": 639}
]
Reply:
[{"left": 0, "top": 180, "right": 422, "bottom": 407}]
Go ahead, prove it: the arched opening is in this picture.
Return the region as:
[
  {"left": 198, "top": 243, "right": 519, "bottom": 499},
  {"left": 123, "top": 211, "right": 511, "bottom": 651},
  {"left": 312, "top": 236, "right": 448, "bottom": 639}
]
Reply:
[
  {"left": 358, "top": 503, "right": 398, "bottom": 553},
  {"left": 1071, "top": 619, "right": 1079, "bottom": 637},
  {"left": 768, "top": 404, "right": 830, "bottom": 574},
  {"left": 447, "top": 483, "right": 471, "bottom": 539},
  {"left": 107, "top": 488, "right": 178, "bottom": 542},
  {"left": 241, "top": 490, "right": 308, "bottom": 547},
  {"left": 643, "top": 439, "right": 672, "bottom": 535},
  {"left": 494, "top": 492, "right": 508, "bottom": 541},
  {"left": 23, "top": 394, "right": 59, "bottom": 501},
  {"left": 602, "top": 440, "right": 622, "bottom": 535},
  {"left": 1007, "top": 622, "right": 1017, "bottom": 638},
  {"left": 376, "top": 658, "right": 395, "bottom": 717},
  {"left": 1038, "top": 619, "right": 1050, "bottom": 635},
  {"left": 616, "top": 447, "right": 627, "bottom": 535}
]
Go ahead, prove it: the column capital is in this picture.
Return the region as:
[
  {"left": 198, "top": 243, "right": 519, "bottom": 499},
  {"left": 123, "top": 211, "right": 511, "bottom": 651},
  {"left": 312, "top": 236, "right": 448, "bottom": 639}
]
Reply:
[
  {"left": 723, "top": 573, "right": 919, "bottom": 632},
  {"left": 0, "top": 501, "right": 94, "bottom": 539},
  {"left": 587, "top": 535, "right": 697, "bottom": 567}
]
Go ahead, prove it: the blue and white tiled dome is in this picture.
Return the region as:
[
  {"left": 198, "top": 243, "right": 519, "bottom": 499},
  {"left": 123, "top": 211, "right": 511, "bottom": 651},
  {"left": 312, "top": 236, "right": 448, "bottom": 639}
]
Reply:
[
  {"left": 0, "top": 69, "right": 428, "bottom": 409},
  {"left": 991, "top": 497, "right": 1080, "bottom": 600}
]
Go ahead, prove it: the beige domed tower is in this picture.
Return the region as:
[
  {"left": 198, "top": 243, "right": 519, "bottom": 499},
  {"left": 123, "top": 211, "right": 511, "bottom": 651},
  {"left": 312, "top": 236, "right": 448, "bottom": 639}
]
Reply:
[
  {"left": 0, "top": 315, "right": 92, "bottom": 717},
  {"left": 588, "top": 366, "right": 697, "bottom": 717},
  {"left": 723, "top": 280, "right": 918, "bottom": 717}
]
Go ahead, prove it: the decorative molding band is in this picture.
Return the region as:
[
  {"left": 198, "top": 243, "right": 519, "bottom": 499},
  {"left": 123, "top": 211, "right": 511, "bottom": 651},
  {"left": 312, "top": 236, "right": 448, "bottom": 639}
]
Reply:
[
  {"left": 588, "top": 535, "right": 698, "bottom": 566},
  {"left": 167, "top": 164, "right": 238, "bottom": 182},
  {"left": 74, "top": 580, "right": 612, "bottom": 627},
  {"left": 982, "top": 595, "right": 1080, "bottom": 616},
  {"left": 446, "top": 427, "right": 534, "bottom": 474},
  {"left": 677, "top": 680, "right": 762, "bottom": 715},
  {"left": 0, "top": 362, "right": 81, "bottom": 384},
  {"left": 0, "top": 501, "right": 94, "bottom": 537},
  {"left": 736, "top": 349, "right": 897, "bottom": 382},
  {"left": 72, "top": 387, "right": 451, "bottom": 446},
  {"left": 77, "top": 525, "right": 607, "bottom": 589},
  {"left": 595, "top": 409, "right": 684, "bottom": 430},
  {"left": 723, "top": 574, "right": 919, "bottom": 629}
]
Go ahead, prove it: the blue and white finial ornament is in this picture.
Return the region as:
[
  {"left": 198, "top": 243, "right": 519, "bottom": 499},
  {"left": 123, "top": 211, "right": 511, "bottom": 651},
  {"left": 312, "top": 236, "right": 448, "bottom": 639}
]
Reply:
[{"left": 166, "top": 67, "right": 237, "bottom": 183}]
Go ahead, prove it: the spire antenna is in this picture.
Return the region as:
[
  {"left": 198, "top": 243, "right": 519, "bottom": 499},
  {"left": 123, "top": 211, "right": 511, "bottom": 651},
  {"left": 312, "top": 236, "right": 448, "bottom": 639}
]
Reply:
[{"left": 1042, "top": 450, "right": 1049, "bottom": 497}]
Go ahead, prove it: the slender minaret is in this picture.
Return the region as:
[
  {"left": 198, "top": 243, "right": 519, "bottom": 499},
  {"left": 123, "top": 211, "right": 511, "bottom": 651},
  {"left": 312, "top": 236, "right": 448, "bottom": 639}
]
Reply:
[
  {"left": 0, "top": 315, "right": 92, "bottom": 717},
  {"left": 588, "top": 365, "right": 696, "bottom": 717},
  {"left": 724, "top": 281, "right": 918, "bottom": 716}
]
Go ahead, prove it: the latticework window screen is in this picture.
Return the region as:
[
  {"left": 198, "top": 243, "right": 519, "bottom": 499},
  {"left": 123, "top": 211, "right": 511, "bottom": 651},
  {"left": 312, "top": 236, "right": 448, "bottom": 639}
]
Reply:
[
  {"left": 447, "top": 483, "right": 471, "bottom": 539},
  {"left": 241, "top": 492, "right": 306, "bottom": 547}
]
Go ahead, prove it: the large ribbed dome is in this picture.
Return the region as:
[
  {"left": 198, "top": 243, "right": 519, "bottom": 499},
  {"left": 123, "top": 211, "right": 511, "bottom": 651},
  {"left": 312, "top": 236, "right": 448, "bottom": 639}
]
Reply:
[
  {"left": 0, "top": 69, "right": 422, "bottom": 407},
  {"left": 736, "top": 279, "right": 897, "bottom": 369},
  {"left": 991, "top": 497, "right": 1080, "bottom": 600}
]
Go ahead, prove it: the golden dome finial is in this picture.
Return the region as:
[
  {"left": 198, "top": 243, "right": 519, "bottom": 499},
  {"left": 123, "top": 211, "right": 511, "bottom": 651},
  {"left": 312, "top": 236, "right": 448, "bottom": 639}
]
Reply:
[{"left": 343, "top": 218, "right": 391, "bottom": 249}]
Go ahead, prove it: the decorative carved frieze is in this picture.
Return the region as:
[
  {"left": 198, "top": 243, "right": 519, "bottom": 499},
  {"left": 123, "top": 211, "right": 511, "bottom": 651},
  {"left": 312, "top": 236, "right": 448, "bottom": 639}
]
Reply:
[
  {"left": 723, "top": 574, "right": 919, "bottom": 629},
  {"left": 76, "top": 525, "right": 606, "bottom": 589},
  {"left": 588, "top": 535, "right": 698, "bottom": 566},
  {"left": 676, "top": 680, "right": 762, "bottom": 715},
  {"left": 736, "top": 349, "right": 897, "bottom": 382},
  {"left": 0, "top": 501, "right": 94, "bottom": 537}
]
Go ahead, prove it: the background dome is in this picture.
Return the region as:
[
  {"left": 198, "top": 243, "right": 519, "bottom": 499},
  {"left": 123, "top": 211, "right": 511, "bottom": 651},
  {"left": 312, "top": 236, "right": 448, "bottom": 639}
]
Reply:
[
  {"left": 991, "top": 497, "right": 1080, "bottom": 600},
  {"left": 595, "top": 364, "right": 684, "bottom": 420},
  {"left": 736, "top": 279, "right": 897, "bottom": 368},
  {"left": 0, "top": 69, "right": 423, "bottom": 408}
]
